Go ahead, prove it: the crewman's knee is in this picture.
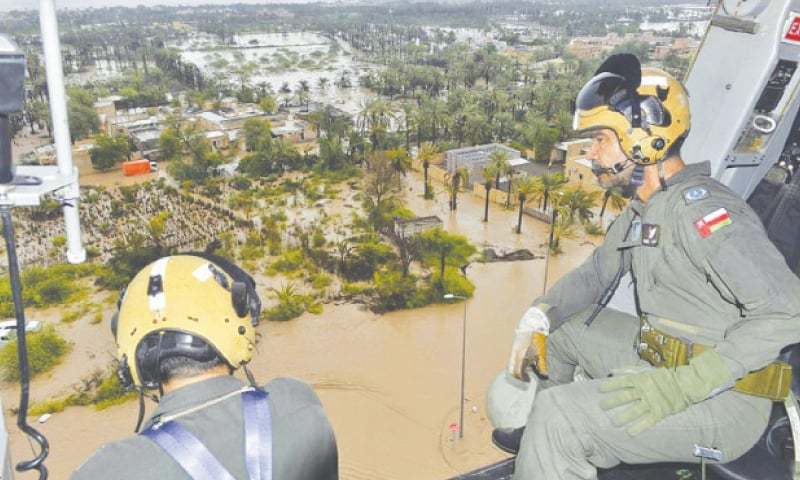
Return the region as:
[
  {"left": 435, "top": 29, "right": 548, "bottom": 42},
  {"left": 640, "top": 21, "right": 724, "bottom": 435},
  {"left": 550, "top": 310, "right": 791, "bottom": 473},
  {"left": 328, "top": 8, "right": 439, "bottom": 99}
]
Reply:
[{"left": 516, "top": 386, "right": 593, "bottom": 478}]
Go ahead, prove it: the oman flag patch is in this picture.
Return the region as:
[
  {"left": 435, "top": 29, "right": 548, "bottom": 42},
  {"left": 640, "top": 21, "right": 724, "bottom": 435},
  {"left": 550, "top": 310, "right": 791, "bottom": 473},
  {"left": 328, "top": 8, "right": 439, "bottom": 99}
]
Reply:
[{"left": 694, "top": 208, "right": 732, "bottom": 238}]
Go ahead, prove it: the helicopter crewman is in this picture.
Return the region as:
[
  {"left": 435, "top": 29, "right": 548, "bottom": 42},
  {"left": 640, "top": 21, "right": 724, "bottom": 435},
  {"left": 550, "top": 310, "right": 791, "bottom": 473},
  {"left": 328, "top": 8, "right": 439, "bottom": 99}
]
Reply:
[
  {"left": 71, "top": 254, "right": 338, "bottom": 480},
  {"left": 490, "top": 54, "right": 800, "bottom": 479}
]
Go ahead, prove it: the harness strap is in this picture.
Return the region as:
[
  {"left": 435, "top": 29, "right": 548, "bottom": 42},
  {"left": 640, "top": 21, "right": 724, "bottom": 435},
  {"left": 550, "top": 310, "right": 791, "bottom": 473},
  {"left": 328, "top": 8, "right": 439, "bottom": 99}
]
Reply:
[
  {"left": 243, "top": 389, "right": 273, "bottom": 480},
  {"left": 141, "top": 389, "right": 273, "bottom": 480},
  {"left": 141, "top": 421, "right": 237, "bottom": 480}
]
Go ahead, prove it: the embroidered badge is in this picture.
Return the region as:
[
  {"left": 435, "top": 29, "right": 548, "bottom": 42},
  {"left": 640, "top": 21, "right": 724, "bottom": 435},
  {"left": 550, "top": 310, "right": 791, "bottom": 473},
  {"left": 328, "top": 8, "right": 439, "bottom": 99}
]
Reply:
[
  {"left": 683, "top": 186, "right": 709, "bottom": 205},
  {"left": 641, "top": 224, "right": 660, "bottom": 247},
  {"left": 694, "top": 208, "right": 732, "bottom": 238},
  {"left": 629, "top": 219, "right": 642, "bottom": 242}
]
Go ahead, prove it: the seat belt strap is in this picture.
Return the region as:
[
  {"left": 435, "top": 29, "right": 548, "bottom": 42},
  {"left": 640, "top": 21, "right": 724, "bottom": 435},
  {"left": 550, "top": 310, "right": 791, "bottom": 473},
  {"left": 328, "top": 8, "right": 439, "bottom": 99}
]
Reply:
[
  {"left": 242, "top": 389, "right": 273, "bottom": 480},
  {"left": 784, "top": 390, "right": 800, "bottom": 480},
  {"left": 141, "top": 388, "right": 273, "bottom": 480},
  {"left": 141, "top": 420, "right": 237, "bottom": 480}
]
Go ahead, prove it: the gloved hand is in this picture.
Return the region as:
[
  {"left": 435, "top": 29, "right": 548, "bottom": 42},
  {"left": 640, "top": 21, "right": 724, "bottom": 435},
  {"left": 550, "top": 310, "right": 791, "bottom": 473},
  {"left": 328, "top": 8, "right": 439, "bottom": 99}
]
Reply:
[
  {"left": 508, "top": 305, "right": 550, "bottom": 382},
  {"left": 599, "top": 350, "right": 733, "bottom": 435}
]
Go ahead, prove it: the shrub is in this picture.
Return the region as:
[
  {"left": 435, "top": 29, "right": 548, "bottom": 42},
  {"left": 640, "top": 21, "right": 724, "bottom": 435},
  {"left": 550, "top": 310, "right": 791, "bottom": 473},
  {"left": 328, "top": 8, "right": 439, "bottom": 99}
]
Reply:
[
  {"left": 266, "top": 299, "right": 306, "bottom": 321},
  {"left": 93, "top": 370, "right": 136, "bottom": 410},
  {"left": 307, "top": 303, "right": 324, "bottom": 315},
  {"left": 28, "top": 366, "right": 135, "bottom": 415},
  {"left": 0, "top": 325, "right": 71, "bottom": 382},
  {"left": 431, "top": 267, "right": 475, "bottom": 299},
  {"left": 372, "top": 268, "right": 423, "bottom": 312},
  {"left": 265, "top": 283, "right": 307, "bottom": 321},
  {"left": 267, "top": 249, "right": 306, "bottom": 275},
  {"left": 310, "top": 273, "right": 332, "bottom": 290},
  {"left": 584, "top": 222, "right": 604, "bottom": 236},
  {"left": 0, "top": 263, "right": 98, "bottom": 316},
  {"left": 341, "top": 282, "right": 372, "bottom": 297},
  {"left": 341, "top": 241, "right": 397, "bottom": 281}
]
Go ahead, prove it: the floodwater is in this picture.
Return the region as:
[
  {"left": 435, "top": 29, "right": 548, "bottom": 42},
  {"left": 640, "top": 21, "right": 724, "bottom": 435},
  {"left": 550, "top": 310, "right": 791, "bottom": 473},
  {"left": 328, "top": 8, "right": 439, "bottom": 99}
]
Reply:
[
  {"left": 1, "top": 170, "right": 597, "bottom": 479},
  {"left": 174, "top": 32, "right": 378, "bottom": 116}
]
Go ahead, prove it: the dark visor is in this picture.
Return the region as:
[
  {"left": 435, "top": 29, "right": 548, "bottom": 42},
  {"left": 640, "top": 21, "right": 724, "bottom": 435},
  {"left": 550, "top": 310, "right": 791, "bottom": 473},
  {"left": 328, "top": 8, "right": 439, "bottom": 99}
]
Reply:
[
  {"left": 575, "top": 72, "right": 629, "bottom": 111},
  {"left": 575, "top": 72, "right": 669, "bottom": 128}
]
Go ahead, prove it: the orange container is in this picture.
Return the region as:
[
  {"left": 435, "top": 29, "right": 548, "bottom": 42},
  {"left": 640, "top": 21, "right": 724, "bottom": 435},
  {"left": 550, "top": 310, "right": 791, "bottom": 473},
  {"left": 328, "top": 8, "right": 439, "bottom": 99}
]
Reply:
[{"left": 122, "top": 159, "right": 151, "bottom": 176}]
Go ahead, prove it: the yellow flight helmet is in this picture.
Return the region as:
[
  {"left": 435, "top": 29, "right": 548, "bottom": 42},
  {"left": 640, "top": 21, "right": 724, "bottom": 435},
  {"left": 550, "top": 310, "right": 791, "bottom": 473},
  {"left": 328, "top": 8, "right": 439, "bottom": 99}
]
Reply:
[
  {"left": 112, "top": 254, "right": 261, "bottom": 389},
  {"left": 573, "top": 54, "right": 691, "bottom": 165}
]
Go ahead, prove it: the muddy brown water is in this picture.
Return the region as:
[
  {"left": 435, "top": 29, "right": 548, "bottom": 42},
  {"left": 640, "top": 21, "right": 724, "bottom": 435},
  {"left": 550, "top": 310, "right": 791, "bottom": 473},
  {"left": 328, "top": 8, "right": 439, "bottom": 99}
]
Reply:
[{"left": 2, "top": 169, "right": 597, "bottom": 479}]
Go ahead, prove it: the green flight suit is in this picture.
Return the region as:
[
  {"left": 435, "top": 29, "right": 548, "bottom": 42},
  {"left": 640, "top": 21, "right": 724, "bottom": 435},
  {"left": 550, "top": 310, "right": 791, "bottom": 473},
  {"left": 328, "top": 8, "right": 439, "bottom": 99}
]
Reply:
[
  {"left": 508, "top": 162, "right": 800, "bottom": 480},
  {"left": 71, "top": 376, "right": 338, "bottom": 480}
]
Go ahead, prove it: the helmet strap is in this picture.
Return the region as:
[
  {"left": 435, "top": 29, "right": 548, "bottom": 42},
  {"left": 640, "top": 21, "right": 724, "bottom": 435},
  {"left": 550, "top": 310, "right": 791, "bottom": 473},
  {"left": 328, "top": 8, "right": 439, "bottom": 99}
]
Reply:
[
  {"left": 134, "top": 388, "right": 146, "bottom": 433},
  {"left": 243, "top": 364, "right": 258, "bottom": 387},
  {"left": 657, "top": 159, "right": 668, "bottom": 191}
]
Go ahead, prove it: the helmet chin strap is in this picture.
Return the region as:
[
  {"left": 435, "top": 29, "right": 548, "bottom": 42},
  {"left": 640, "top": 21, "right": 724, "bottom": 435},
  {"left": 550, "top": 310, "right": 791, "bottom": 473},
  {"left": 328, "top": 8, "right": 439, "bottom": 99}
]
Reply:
[{"left": 657, "top": 159, "right": 668, "bottom": 191}]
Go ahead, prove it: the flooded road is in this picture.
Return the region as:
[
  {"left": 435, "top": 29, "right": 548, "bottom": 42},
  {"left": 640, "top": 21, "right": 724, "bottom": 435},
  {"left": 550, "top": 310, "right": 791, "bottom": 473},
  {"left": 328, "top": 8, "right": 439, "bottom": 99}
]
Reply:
[{"left": 2, "top": 169, "right": 596, "bottom": 479}]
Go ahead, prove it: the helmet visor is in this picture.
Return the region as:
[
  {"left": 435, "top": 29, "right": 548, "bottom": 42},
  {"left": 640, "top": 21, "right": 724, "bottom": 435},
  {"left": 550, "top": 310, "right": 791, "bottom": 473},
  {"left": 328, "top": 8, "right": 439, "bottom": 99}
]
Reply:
[
  {"left": 575, "top": 73, "right": 670, "bottom": 129},
  {"left": 575, "top": 72, "right": 630, "bottom": 112}
]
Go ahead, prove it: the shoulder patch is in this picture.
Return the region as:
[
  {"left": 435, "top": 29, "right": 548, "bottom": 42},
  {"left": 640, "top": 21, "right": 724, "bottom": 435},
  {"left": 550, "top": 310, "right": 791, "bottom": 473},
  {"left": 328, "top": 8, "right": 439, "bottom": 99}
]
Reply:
[
  {"left": 694, "top": 207, "right": 732, "bottom": 238},
  {"left": 683, "top": 186, "right": 709, "bottom": 205}
]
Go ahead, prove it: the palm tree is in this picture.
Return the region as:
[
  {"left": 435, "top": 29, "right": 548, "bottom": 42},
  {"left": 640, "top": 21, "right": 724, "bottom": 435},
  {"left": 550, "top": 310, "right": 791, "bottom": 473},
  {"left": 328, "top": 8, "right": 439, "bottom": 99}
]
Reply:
[
  {"left": 562, "top": 187, "right": 601, "bottom": 224},
  {"left": 514, "top": 176, "right": 538, "bottom": 234},
  {"left": 317, "top": 77, "right": 329, "bottom": 91},
  {"left": 386, "top": 148, "right": 411, "bottom": 175},
  {"left": 445, "top": 167, "right": 467, "bottom": 211},
  {"left": 540, "top": 172, "right": 568, "bottom": 212},
  {"left": 599, "top": 187, "right": 627, "bottom": 221},
  {"left": 417, "top": 142, "right": 439, "bottom": 200},
  {"left": 482, "top": 164, "right": 499, "bottom": 222},
  {"left": 488, "top": 150, "right": 509, "bottom": 190}
]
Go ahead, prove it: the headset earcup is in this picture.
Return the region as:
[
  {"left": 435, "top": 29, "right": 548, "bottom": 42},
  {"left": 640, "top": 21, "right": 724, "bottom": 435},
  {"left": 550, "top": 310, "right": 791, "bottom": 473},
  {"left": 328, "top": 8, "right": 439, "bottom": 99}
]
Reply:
[
  {"left": 231, "top": 281, "right": 249, "bottom": 318},
  {"left": 117, "top": 354, "right": 134, "bottom": 389}
]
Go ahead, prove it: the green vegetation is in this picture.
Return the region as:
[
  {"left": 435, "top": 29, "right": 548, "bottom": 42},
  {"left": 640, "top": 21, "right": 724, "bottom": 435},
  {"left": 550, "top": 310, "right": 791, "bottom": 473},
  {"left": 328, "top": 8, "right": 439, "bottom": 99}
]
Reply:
[
  {"left": 28, "top": 366, "right": 137, "bottom": 416},
  {"left": 67, "top": 87, "right": 100, "bottom": 142},
  {"left": 0, "top": 264, "right": 98, "bottom": 317},
  {"left": 265, "top": 283, "right": 317, "bottom": 321},
  {"left": 90, "top": 133, "right": 131, "bottom": 171},
  {"left": 0, "top": 326, "right": 71, "bottom": 382}
]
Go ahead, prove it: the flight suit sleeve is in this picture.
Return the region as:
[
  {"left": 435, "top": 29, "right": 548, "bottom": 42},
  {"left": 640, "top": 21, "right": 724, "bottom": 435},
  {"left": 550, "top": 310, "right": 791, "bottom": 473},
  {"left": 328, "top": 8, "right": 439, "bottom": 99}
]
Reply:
[
  {"left": 676, "top": 197, "right": 800, "bottom": 381},
  {"left": 534, "top": 208, "right": 634, "bottom": 331}
]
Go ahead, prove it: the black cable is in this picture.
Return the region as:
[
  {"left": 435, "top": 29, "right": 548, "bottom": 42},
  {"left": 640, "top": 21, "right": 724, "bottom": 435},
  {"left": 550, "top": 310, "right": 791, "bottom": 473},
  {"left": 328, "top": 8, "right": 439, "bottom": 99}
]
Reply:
[
  {"left": 2, "top": 206, "right": 49, "bottom": 479},
  {"left": 134, "top": 389, "right": 146, "bottom": 433},
  {"left": 584, "top": 217, "right": 636, "bottom": 327}
]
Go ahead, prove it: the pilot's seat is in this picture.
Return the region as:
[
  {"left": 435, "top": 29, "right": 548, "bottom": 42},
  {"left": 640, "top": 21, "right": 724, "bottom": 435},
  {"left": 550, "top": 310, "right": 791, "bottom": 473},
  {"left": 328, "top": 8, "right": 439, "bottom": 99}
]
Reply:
[{"left": 710, "top": 343, "right": 800, "bottom": 480}]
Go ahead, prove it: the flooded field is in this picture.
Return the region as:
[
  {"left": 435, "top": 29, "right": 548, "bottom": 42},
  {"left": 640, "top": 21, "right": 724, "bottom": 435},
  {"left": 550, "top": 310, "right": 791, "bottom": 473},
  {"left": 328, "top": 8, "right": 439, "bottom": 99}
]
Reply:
[
  {"left": 174, "top": 31, "right": 378, "bottom": 116},
  {"left": 1, "top": 169, "right": 597, "bottom": 479}
]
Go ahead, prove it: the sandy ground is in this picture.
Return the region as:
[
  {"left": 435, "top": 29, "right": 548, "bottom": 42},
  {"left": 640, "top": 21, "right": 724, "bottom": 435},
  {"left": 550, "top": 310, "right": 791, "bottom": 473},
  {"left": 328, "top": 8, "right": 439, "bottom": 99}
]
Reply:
[{"left": 1, "top": 168, "right": 597, "bottom": 479}]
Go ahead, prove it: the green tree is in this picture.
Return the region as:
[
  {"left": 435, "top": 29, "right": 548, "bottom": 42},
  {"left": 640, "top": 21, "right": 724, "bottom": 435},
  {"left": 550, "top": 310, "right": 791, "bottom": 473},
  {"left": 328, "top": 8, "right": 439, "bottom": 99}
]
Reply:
[
  {"left": 68, "top": 87, "right": 100, "bottom": 142},
  {"left": 417, "top": 142, "right": 439, "bottom": 200},
  {"left": 243, "top": 117, "right": 273, "bottom": 153},
  {"left": 539, "top": 172, "right": 568, "bottom": 212},
  {"left": 562, "top": 187, "right": 600, "bottom": 224},
  {"left": 416, "top": 228, "right": 476, "bottom": 289},
  {"left": 364, "top": 150, "right": 403, "bottom": 212},
  {"left": 481, "top": 164, "right": 499, "bottom": 222},
  {"left": 159, "top": 128, "right": 181, "bottom": 161},
  {"left": 514, "top": 176, "right": 538, "bottom": 234},
  {"left": 90, "top": 133, "right": 130, "bottom": 171},
  {"left": 259, "top": 95, "right": 277, "bottom": 114}
]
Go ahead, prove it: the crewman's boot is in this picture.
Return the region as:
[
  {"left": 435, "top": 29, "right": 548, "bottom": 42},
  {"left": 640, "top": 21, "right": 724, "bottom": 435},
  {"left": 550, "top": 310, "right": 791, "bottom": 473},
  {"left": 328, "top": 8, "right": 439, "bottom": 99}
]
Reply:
[{"left": 491, "top": 427, "right": 525, "bottom": 455}]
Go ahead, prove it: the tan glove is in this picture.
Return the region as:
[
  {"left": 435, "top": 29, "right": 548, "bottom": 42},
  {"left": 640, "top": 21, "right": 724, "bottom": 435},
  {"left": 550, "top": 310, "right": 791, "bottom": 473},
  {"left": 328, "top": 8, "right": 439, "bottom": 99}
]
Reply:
[{"left": 508, "top": 306, "right": 550, "bottom": 381}]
